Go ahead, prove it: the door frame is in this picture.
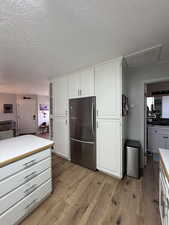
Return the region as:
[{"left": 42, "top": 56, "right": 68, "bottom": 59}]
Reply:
[{"left": 143, "top": 76, "right": 169, "bottom": 167}]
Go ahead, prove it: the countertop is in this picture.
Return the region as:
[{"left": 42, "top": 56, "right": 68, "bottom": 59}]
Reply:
[
  {"left": 159, "top": 149, "right": 169, "bottom": 181},
  {"left": 0, "top": 135, "right": 54, "bottom": 168},
  {"left": 148, "top": 125, "right": 169, "bottom": 130}
]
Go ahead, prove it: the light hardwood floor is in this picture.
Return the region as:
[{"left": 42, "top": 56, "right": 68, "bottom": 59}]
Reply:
[{"left": 20, "top": 154, "right": 161, "bottom": 225}]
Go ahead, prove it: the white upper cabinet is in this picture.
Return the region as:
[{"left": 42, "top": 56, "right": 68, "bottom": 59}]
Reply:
[
  {"left": 53, "top": 76, "right": 68, "bottom": 116},
  {"left": 68, "top": 72, "right": 80, "bottom": 99},
  {"left": 95, "top": 59, "right": 122, "bottom": 119},
  {"left": 80, "top": 68, "right": 94, "bottom": 97},
  {"left": 97, "top": 119, "right": 122, "bottom": 178},
  {"left": 68, "top": 68, "right": 94, "bottom": 98}
]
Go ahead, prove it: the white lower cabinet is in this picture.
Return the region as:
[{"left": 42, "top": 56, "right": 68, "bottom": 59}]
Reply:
[
  {"left": 0, "top": 149, "right": 51, "bottom": 182},
  {"left": 0, "top": 180, "right": 52, "bottom": 225},
  {"left": 97, "top": 119, "right": 122, "bottom": 178},
  {"left": 53, "top": 116, "right": 69, "bottom": 159},
  {"left": 0, "top": 158, "right": 51, "bottom": 198},
  {"left": 0, "top": 149, "right": 52, "bottom": 225},
  {"left": 0, "top": 168, "right": 51, "bottom": 215},
  {"left": 148, "top": 126, "right": 169, "bottom": 153}
]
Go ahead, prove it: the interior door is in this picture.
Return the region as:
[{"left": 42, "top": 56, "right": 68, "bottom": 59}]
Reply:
[{"left": 18, "top": 99, "right": 37, "bottom": 134}]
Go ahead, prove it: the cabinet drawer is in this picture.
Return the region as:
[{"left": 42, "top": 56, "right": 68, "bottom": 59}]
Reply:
[
  {"left": 0, "top": 157, "right": 51, "bottom": 198},
  {"left": 0, "top": 179, "right": 52, "bottom": 225},
  {"left": 0, "top": 168, "right": 51, "bottom": 215},
  {"left": 159, "top": 129, "right": 169, "bottom": 136},
  {"left": 0, "top": 149, "right": 51, "bottom": 182}
]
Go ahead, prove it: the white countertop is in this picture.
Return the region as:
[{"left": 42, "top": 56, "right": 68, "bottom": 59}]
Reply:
[
  {"left": 159, "top": 148, "right": 169, "bottom": 178},
  {"left": 0, "top": 135, "right": 54, "bottom": 167}
]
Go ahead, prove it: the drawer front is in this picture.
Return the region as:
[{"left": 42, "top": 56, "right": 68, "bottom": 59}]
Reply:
[
  {"left": 159, "top": 129, "right": 169, "bottom": 136},
  {"left": 0, "top": 157, "right": 51, "bottom": 198},
  {"left": 0, "top": 168, "right": 51, "bottom": 215},
  {"left": 0, "top": 179, "right": 52, "bottom": 225},
  {"left": 0, "top": 149, "right": 51, "bottom": 182}
]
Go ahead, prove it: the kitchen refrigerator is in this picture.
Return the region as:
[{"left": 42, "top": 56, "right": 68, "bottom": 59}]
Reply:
[{"left": 69, "top": 97, "right": 96, "bottom": 170}]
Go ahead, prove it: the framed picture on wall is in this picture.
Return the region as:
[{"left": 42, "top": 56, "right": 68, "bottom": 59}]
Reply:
[
  {"left": 3, "top": 104, "right": 13, "bottom": 113},
  {"left": 39, "top": 104, "right": 49, "bottom": 111},
  {"left": 122, "top": 95, "right": 129, "bottom": 117}
]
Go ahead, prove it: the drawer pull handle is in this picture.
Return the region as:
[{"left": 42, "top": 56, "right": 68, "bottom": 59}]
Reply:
[
  {"left": 24, "top": 184, "right": 37, "bottom": 196},
  {"left": 23, "top": 159, "right": 36, "bottom": 168},
  {"left": 163, "top": 136, "right": 168, "bottom": 139},
  {"left": 25, "top": 199, "right": 37, "bottom": 210},
  {"left": 24, "top": 171, "right": 37, "bottom": 182}
]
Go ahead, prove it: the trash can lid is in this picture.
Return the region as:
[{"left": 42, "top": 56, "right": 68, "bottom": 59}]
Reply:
[{"left": 126, "top": 140, "right": 141, "bottom": 148}]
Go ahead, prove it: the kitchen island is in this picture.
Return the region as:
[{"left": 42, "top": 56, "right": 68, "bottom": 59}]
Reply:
[
  {"left": 0, "top": 135, "right": 54, "bottom": 225},
  {"left": 159, "top": 148, "right": 169, "bottom": 225}
]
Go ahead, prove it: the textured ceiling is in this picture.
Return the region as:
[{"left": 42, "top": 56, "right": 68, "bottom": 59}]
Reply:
[{"left": 0, "top": 0, "right": 169, "bottom": 95}]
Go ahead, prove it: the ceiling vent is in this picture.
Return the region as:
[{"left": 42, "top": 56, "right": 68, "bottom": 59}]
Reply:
[{"left": 125, "top": 44, "right": 162, "bottom": 67}]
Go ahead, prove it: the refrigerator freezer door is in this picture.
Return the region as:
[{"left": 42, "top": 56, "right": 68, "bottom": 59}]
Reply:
[{"left": 70, "top": 138, "right": 96, "bottom": 170}]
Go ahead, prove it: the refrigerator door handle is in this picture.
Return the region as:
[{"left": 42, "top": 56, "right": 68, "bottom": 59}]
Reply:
[
  {"left": 71, "top": 138, "right": 94, "bottom": 145},
  {"left": 91, "top": 102, "right": 94, "bottom": 136}
]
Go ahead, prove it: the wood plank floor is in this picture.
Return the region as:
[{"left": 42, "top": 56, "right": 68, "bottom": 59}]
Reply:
[{"left": 20, "top": 154, "right": 161, "bottom": 225}]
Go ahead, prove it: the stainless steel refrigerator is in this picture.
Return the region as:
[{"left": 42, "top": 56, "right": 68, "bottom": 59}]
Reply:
[{"left": 69, "top": 97, "right": 96, "bottom": 170}]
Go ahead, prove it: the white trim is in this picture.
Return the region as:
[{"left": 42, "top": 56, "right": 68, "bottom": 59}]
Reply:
[{"left": 52, "top": 151, "right": 70, "bottom": 161}]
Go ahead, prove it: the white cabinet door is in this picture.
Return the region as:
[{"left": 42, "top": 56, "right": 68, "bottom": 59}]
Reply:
[
  {"left": 68, "top": 69, "right": 94, "bottom": 98},
  {"left": 68, "top": 72, "right": 80, "bottom": 98},
  {"left": 53, "top": 77, "right": 67, "bottom": 116},
  {"left": 80, "top": 68, "right": 94, "bottom": 97},
  {"left": 53, "top": 117, "right": 69, "bottom": 159},
  {"left": 97, "top": 119, "right": 122, "bottom": 178},
  {"left": 95, "top": 60, "right": 121, "bottom": 119}
]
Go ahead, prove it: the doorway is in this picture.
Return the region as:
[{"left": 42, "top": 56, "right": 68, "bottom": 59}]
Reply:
[
  {"left": 144, "top": 80, "right": 169, "bottom": 163},
  {"left": 17, "top": 98, "right": 37, "bottom": 134}
]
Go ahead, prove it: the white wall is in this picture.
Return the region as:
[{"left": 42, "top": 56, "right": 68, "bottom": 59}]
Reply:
[
  {"left": 127, "top": 62, "right": 169, "bottom": 167},
  {"left": 0, "top": 93, "right": 17, "bottom": 121},
  {"left": 37, "top": 95, "right": 49, "bottom": 126},
  {"left": 0, "top": 93, "right": 48, "bottom": 132},
  {"left": 162, "top": 96, "right": 169, "bottom": 118}
]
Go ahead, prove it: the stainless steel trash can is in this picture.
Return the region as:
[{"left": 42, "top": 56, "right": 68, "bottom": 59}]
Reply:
[{"left": 126, "top": 140, "right": 141, "bottom": 179}]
